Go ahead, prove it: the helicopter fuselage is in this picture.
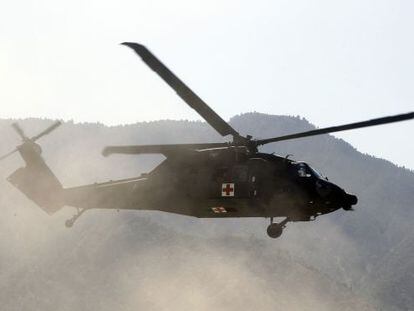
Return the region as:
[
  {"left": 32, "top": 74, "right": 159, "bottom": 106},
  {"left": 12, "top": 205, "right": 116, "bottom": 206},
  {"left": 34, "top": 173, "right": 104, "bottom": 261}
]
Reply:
[
  {"left": 5, "top": 41, "right": 410, "bottom": 238},
  {"left": 76, "top": 147, "right": 356, "bottom": 222}
]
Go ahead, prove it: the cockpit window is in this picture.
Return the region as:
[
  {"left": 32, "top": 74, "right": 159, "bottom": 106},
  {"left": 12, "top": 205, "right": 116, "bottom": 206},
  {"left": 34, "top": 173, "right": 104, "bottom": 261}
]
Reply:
[
  {"left": 295, "top": 163, "right": 324, "bottom": 179},
  {"left": 309, "top": 166, "right": 323, "bottom": 179},
  {"left": 297, "top": 163, "right": 311, "bottom": 178}
]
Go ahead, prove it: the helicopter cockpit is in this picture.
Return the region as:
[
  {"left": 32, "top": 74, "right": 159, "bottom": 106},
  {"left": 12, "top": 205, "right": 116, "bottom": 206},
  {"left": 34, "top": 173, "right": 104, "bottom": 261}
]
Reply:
[{"left": 295, "top": 162, "right": 325, "bottom": 179}]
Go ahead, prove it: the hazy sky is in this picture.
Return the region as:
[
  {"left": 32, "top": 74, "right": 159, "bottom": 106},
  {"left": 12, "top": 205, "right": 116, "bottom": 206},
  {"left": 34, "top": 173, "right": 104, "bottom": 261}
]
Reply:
[{"left": 1, "top": 0, "right": 413, "bottom": 169}]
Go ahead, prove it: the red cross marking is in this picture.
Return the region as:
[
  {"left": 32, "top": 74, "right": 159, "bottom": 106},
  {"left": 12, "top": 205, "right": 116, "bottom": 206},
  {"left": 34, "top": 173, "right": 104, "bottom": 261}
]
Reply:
[{"left": 222, "top": 183, "right": 234, "bottom": 196}]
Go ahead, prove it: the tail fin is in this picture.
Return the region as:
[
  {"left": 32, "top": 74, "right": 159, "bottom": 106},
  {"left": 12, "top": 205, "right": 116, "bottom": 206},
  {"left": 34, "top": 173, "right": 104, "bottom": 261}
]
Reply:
[
  {"left": 2, "top": 121, "right": 64, "bottom": 214},
  {"left": 7, "top": 140, "right": 64, "bottom": 214}
]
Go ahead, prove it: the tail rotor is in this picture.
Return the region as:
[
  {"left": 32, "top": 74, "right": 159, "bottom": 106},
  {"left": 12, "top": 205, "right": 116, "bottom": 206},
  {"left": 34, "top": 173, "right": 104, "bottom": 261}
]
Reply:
[{"left": 0, "top": 121, "right": 62, "bottom": 161}]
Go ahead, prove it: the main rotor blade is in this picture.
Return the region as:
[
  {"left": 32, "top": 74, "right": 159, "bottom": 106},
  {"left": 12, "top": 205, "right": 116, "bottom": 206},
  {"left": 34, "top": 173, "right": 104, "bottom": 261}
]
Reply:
[
  {"left": 102, "top": 143, "right": 229, "bottom": 157},
  {"left": 30, "top": 121, "right": 62, "bottom": 142},
  {"left": 256, "top": 112, "right": 414, "bottom": 146},
  {"left": 12, "top": 123, "right": 27, "bottom": 140},
  {"left": 122, "top": 42, "right": 241, "bottom": 139}
]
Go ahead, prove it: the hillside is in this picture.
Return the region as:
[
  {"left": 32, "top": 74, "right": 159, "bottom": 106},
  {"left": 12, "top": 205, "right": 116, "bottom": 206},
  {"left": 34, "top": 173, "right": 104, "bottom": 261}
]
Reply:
[{"left": 0, "top": 113, "right": 413, "bottom": 310}]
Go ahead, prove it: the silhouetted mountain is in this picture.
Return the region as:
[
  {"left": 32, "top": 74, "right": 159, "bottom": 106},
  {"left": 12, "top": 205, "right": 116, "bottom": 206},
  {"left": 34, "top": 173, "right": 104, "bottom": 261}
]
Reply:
[{"left": 0, "top": 113, "right": 412, "bottom": 310}]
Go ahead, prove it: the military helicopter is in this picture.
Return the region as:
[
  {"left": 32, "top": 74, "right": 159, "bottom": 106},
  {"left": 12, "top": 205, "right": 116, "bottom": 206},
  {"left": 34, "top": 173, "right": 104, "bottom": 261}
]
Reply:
[{"left": 2, "top": 42, "right": 413, "bottom": 238}]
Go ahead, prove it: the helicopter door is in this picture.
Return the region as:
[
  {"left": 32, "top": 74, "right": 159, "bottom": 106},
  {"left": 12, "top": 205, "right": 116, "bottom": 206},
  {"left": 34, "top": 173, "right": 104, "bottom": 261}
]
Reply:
[
  {"left": 231, "top": 165, "right": 249, "bottom": 198},
  {"left": 248, "top": 158, "right": 272, "bottom": 200}
]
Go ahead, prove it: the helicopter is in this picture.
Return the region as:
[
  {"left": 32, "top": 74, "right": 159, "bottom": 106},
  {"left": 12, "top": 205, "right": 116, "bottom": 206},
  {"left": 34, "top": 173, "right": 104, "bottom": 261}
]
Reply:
[{"left": 2, "top": 42, "right": 413, "bottom": 238}]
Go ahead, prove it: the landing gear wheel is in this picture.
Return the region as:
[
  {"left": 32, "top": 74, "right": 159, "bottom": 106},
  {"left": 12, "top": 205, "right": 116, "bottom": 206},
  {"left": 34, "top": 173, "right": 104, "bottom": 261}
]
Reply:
[
  {"left": 267, "top": 223, "right": 283, "bottom": 239},
  {"left": 64, "top": 208, "right": 88, "bottom": 228}
]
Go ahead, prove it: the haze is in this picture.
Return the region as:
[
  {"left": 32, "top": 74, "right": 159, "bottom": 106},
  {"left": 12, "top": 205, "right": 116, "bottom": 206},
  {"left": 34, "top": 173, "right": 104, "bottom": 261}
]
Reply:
[{"left": 1, "top": 0, "right": 413, "bottom": 168}]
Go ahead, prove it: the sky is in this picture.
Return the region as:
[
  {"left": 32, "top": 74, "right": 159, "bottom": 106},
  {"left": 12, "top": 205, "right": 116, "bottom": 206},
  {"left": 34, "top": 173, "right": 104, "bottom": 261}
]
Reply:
[{"left": 1, "top": 0, "right": 413, "bottom": 169}]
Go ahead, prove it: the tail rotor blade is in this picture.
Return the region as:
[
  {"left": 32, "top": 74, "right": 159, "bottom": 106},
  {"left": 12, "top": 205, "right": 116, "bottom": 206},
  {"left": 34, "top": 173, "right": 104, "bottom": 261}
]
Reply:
[
  {"left": 12, "top": 123, "right": 28, "bottom": 140},
  {"left": 31, "top": 121, "right": 62, "bottom": 142},
  {"left": 1, "top": 121, "right": 61, "bottom": 162},
  {"left": 0, "top": 148, "right": 18, "bottom": 161}
]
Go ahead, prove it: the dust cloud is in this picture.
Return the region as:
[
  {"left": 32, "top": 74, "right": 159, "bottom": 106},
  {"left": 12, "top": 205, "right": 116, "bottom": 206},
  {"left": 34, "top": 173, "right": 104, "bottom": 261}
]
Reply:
[{"left": 0, "top": 196, "right": 374, "bottom": 311}]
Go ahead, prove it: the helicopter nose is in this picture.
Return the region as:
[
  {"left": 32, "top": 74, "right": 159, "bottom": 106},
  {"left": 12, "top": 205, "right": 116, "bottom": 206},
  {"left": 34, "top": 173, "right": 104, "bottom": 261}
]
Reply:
[
  {"left": 316, "top": 181, "right": 358, "bottom": 208},
  {"left": 342, "top": 193, "right": 358, "bottom": 210},
  {"left": 345, "top": 193, "right": 358, "bottom": 205},
  {"left": 315, "top": 180, "right": 332, "bottom": 197}
]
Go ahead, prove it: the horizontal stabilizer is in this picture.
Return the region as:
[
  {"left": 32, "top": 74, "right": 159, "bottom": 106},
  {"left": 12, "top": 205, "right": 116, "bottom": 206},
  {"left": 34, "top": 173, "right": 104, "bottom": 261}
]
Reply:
[{"left": 102, "top": 143, "right": 229, "bottom": 157}]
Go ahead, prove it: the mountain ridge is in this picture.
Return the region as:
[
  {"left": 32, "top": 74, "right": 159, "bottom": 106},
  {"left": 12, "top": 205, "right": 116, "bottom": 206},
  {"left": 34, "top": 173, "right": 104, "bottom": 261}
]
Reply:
[{"left": 0, "top": 113, "right": 412, "bottom": 310}]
